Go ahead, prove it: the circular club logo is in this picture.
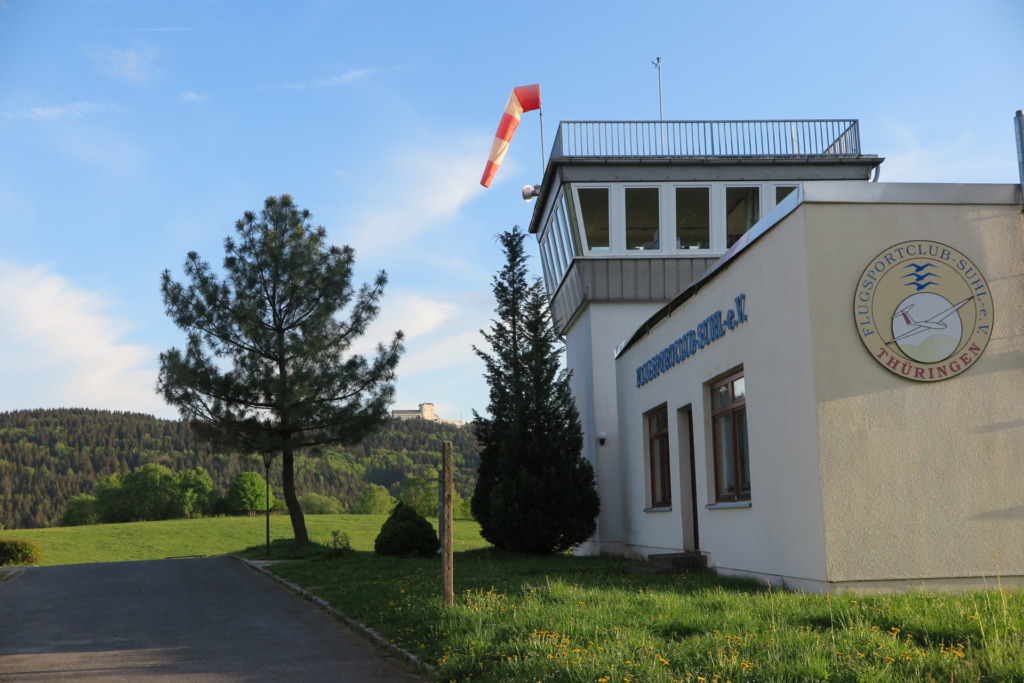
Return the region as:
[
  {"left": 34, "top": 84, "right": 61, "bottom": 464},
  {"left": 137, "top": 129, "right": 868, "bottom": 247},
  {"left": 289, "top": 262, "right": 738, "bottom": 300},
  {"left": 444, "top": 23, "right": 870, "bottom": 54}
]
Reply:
[{"left": 854, "top": 241, "right": 992, "bottom": 381}]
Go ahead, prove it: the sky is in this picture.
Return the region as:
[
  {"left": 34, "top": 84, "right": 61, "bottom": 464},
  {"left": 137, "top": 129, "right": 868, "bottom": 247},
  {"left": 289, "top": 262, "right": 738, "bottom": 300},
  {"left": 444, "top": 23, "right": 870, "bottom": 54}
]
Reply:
[{"left": 1, "top": 0, "right": 1022, "bottom": 422}]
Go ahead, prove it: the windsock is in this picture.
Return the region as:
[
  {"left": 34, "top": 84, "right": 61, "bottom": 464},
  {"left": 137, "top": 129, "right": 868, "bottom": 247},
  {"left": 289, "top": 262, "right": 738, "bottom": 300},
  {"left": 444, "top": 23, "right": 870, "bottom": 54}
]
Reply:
[{"left": 480, "top": 84, "right": 541, "bottom": 188}]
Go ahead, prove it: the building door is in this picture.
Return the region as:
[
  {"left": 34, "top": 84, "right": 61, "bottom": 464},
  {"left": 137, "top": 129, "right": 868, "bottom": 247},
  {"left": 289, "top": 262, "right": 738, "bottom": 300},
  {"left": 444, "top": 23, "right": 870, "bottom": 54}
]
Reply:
[{"left": 677, "top": 406, "right": 700, "bottom": 552}]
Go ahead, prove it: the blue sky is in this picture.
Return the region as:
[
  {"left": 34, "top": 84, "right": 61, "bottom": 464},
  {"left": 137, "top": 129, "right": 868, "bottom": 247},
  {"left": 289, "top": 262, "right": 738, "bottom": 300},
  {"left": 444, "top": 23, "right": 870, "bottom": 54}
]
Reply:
[{"left": 1, "top": 0, "right": 1021, "bottom": 422}]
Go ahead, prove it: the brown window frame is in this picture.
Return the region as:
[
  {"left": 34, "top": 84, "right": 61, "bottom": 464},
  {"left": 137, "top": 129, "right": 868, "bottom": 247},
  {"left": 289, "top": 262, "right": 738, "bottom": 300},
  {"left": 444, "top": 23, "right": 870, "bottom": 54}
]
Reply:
[
  {"left": 646, "top": 405, "right": 671, "bottom": 508},
  {"left": 711, "top": 370, "right": 749, "bottom": 503}
]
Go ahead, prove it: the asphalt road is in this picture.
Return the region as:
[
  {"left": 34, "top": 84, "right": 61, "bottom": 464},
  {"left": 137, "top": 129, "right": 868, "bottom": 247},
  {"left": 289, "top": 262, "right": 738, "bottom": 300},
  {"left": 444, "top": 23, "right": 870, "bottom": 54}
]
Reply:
[{"left": 0, "top": 557, "right": 426, "bottom": 682}]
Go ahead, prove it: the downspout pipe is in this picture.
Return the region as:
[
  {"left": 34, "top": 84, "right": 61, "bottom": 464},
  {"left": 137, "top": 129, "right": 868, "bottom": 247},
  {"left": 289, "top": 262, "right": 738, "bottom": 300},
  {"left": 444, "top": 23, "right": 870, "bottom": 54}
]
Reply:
[{"left": 1015, "top": 110, "right": 1024, "bottom": 209}]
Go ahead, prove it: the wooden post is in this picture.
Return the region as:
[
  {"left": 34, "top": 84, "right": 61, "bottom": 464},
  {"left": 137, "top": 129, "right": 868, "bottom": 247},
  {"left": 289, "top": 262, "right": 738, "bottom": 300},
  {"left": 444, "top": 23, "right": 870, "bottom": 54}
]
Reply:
[
  {"left": 441, "top": 440, "right": 454, "bottom": 608},
  {"left": 262, "top": 454, "right": 273, "bottom": 560}
]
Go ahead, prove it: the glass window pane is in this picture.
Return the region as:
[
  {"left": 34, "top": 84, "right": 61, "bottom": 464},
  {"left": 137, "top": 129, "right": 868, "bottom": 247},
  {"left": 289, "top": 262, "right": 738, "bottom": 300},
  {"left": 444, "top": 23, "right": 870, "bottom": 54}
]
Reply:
[
  {"left": 562, "top": 188, "right": 583, "bottom": 254},
  {"left": 649, "top": 409, "right": 666, "bottom": 433},
  {"left": 736, "top": 408, "right": 749, "bottom": 493},
  {"left": 578, "top": 188, "right": 609, "bottom": 250},
  {"left": 726, "top": 186, "right": 760, "bottom": 248},
  {"left": 556, "top": 211, "right": 573, "bottom": 265},
  {"left": 626, "top": 187, "right": 660, "bottom": 251},
  {"left": 675, "top": 187, "right": 710, "bottom": 250},
  {"left": 775, "top": 186, "right": 797, "bottom": 204},
  {"left": 732, "top": 377, "right": 745, "bottom": 401},
  {"left": 550, "top": 218, "right": 567, "bottom": 275},
  {"left": 715, "top": 414, "right": 734, "bottom": 496},
  {"left": 650, "top": 438, "right": 665, "bottom": 502},
  {"left": 539, "top": 237, "right": 555, "bottom": 292},
  {"left": 559, "top": 196, "right": 582, "bottom": 256},
  {"left": 712, "top": 383, "right": 730, "bottom": 409}
]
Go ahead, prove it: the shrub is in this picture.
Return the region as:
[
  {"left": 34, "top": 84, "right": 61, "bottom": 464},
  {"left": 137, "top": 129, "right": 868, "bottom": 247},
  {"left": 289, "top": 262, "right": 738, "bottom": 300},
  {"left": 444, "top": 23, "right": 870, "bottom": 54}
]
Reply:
[
  {"left": 353, "top": 483, "right": 396, "bottom": 515},
  {"left": 0, "top": 539, "right": 42, "bottom": 566},
  {"left": 374, "top": 502, "right": 439, "bottom": 557},
  {"left": 329, "top": 530, "right": 352, "bottom": 556},
  {"left": 298, "top": 492, "right": 345, "bottom": 515},
  {"left": 60, "top": 494, "right": 99, "bottom": 526},
  {"left": 226, "top": 472, "right": 275, "bottom": 514},
  {"left": 398, "top": 476, "right": 437, "bottom": 518}
]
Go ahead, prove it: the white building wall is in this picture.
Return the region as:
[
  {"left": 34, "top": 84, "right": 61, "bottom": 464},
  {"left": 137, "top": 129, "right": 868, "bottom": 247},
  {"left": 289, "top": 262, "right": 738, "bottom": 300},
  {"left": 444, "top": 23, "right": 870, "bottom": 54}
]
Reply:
[
  {"left": 611, "top": 182, "right": 1024, "bottom": 591},
  {"left": 615, "top": 208, "right": 829, "bottom": 584},
  {"left": 566, "top": 302, "right": 665, "bottom": 554}
]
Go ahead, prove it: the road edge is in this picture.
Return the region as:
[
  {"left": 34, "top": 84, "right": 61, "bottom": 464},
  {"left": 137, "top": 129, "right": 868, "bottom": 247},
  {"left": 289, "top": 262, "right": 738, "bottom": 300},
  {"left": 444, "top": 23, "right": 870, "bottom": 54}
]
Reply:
[{"left": 234, "top": 556, "right": 436, "bottom": 678}]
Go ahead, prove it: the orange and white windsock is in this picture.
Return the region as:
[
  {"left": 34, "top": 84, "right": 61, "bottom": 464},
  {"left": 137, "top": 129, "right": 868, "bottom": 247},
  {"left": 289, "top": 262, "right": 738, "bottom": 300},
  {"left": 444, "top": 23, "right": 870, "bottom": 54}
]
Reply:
[{"left": 480, "top": 84, "right": 542, "bottom": 188}]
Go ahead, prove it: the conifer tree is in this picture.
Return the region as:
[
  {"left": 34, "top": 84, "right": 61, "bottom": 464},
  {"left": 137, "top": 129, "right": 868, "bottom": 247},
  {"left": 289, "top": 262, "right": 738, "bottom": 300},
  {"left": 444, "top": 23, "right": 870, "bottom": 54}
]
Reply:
[
  {"left": 471, "top": 227, "right": 599, "bottom": 554},
  {"left": 158, "top": 195, "right": 403, "bottom": 547}
]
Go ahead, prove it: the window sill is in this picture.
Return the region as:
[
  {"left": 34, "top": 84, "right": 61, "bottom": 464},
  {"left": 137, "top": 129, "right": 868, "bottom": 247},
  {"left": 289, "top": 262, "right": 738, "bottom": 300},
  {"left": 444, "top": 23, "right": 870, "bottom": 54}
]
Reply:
[
  {"left": 705, "top": 501, "right": 752, "bottom": 510},
  {"left": 643, "top": 506, "right": 672, "bottom": 513}
]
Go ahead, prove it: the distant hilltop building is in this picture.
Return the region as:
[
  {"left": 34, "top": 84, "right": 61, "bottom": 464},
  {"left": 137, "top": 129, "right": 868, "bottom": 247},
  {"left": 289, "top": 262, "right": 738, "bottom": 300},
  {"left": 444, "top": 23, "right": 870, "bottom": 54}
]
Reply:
[{"left": 391, "top": 402, "right": 464, "bottom": 427}]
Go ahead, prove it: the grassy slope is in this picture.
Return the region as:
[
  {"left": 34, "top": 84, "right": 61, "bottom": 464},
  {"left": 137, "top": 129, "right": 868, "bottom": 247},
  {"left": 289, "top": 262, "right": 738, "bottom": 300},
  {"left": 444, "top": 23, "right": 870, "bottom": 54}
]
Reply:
[{"left": 0, "top": 514, "right": 488, "bottom": 566}]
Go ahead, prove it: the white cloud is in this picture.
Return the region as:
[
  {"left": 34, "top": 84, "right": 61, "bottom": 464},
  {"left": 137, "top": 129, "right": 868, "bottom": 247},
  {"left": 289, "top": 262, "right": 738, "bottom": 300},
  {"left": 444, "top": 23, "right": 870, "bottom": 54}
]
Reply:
[
  {"left": 180, "top": 91, "right": 207, "bottom": 103},
  {"left": 0, "top": 261, "right": 170, "bottom": 417},
  {"left": 345, "top": 288, "right": 492, "bottom": 412},
  {"left": 342, "top": 136, "right": 487, "bottom": 259},
  {"left": 368, "top": 292, "right": 460, "bottom": 342},
  {"left": 87, "top": 44, "right": 161, "bottom": 83},
  {"left": 400, "top": 327, "right": 485, "bottom": 376},
  {"left": 1, "top": 101, "right": 116, "bottom": 122},
  {"left": 285, "top": 69, "right": 377, "bottom": 89}
]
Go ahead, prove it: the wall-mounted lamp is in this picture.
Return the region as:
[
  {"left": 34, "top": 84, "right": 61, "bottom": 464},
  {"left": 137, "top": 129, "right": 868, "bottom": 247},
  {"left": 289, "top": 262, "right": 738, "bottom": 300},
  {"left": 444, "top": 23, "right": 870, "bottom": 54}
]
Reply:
[
  {"left": 522, "top": 184, "right": 541, "bottom": 202},
  {"left": 597, "top": 431, "right": 607, "bottom": 446}
]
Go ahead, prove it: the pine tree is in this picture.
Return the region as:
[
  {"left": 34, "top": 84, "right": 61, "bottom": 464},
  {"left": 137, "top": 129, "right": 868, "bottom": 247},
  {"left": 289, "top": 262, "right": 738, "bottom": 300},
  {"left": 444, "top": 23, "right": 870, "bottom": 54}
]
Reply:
[
  {"left": 158, "top": 195, "right": 404, "bottom": 547},
  {"left": 471, "top": 227, "right": 599, "bottom": 554}
]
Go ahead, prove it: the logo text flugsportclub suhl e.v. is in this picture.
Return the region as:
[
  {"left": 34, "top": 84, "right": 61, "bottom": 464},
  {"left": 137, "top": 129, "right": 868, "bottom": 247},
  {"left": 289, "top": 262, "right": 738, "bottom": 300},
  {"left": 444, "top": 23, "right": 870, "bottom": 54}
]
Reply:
[{"left": 854, "top": 240, "right": 992, "bottom": 382}]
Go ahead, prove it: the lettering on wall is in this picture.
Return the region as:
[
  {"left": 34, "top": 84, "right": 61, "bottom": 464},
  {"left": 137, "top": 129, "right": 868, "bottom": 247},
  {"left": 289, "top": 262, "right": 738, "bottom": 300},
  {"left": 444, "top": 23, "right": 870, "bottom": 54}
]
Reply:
[
  {"left": 636, "top": 294, "right": 748, "bottom": 388},
  {"left": 853, "top": 240, "right": 993, "bottom": 382}
]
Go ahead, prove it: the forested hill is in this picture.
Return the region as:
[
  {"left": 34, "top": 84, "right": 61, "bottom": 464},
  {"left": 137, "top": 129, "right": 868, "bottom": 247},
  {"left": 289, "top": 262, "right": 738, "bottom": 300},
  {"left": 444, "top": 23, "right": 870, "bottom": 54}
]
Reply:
[{"left": 0, "top": 408, "right": 479, "bottom": 530}]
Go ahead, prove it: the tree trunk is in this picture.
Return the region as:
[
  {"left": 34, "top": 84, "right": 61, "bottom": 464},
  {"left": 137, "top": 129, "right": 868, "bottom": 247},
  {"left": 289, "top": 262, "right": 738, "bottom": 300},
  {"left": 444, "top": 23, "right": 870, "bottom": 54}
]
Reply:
[{"left": 281, "top": 447, "right": 309, "bottom": 548}]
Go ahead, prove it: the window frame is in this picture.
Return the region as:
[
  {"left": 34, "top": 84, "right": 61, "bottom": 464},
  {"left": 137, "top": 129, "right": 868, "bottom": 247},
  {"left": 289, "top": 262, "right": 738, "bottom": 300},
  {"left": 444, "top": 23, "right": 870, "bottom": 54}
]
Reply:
[
  {"left": 573, "top": 185, "right": 613, "bottom": 252},
  {"left": 672, "top": 184, "right": 713, "bottom": 253},
  {"left": 623, "top": 185, "right": 662, "bottom": 252},
  {"left": 723, "top": 185, "right": 762, "bottom": 250},
  {"left": 773, "top": 184, "right": 798, "bottom": 204},
  {"left": 710, "top": 369, "right": 749, "bottom": 503},
  {"left": 570, "top": 181, "right": 796, "bottom": 257},
  {"left": 645, "top": 404, "right": 672, "bottom": 509}
]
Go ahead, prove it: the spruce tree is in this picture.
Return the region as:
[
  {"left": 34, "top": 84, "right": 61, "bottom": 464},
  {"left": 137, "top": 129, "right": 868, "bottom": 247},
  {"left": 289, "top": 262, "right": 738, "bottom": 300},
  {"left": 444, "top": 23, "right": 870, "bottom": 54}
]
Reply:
[
  {"left": 471, "top": 227, "right": 599, "bottom": 554},
  {"left": 158, "top": 195, "right": 403, "bottom": 547}
]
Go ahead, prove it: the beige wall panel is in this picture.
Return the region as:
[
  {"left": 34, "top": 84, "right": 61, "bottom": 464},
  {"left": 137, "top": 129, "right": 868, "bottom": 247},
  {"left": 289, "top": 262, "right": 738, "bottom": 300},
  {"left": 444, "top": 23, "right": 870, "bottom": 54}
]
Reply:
[{"left": 803, "top": 202, "right": 1024, "bottom": 583}]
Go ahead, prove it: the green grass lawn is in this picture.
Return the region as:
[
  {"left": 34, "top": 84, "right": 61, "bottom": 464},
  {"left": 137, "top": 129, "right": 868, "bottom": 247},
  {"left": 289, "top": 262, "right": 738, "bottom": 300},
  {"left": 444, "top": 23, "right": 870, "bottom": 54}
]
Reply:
[
  {"left": 4, "top": 518, "right": 1023, "bottom": 681},
  {"left": 0, "top": 514, "right": 488, "bottom": 565},
  {"left": 270, "top": 552, "right": 1024, "bottom": 682}
]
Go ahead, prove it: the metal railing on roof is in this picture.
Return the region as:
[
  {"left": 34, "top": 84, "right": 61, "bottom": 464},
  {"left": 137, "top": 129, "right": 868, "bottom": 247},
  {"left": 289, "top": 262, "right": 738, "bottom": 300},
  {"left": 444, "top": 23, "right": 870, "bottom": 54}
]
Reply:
[{"left": 551, "top": 120, "right": 860, "bottom": 159}]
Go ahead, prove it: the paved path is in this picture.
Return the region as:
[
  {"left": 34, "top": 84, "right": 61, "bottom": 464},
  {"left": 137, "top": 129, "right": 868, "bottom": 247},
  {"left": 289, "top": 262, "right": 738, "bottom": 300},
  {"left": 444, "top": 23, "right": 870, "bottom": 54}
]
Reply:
[{"left": 0, "top": 557, "right": 426, "bottom": 682}]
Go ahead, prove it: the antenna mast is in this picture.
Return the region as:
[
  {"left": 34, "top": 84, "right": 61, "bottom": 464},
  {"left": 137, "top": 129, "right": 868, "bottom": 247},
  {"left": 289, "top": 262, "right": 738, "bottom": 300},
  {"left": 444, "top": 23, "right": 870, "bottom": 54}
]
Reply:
[
  {"left": 652, "top": 57, "right": 664, "bottom": 152},
  {"left": 652, "top": 57, "right": 664, "bottom": 120}
]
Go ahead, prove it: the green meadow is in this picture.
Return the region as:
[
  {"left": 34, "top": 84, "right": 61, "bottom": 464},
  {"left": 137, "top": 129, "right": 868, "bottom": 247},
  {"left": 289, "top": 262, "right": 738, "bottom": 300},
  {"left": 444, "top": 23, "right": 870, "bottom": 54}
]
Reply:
[
  {"left": 3, "top": 517, "right": 1023, "bottom": 682},
  {"left": 0, "top": 514, "right": 487, "bottom": 565}
]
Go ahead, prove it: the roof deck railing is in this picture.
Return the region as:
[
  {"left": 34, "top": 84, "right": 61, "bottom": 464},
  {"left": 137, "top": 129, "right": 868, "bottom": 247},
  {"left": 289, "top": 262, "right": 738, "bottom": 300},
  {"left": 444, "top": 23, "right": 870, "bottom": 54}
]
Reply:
[{"left": 551, "top": 119, "right": 860, "bottom": 159}]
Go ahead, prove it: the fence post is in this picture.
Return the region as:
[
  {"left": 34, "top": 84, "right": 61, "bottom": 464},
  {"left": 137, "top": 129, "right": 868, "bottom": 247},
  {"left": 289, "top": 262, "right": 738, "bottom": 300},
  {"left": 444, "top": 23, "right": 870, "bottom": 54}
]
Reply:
[{"left": 441, "top": 440, "right": 454, "bottom": 608}]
